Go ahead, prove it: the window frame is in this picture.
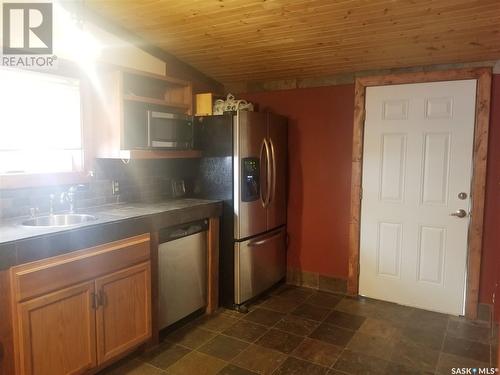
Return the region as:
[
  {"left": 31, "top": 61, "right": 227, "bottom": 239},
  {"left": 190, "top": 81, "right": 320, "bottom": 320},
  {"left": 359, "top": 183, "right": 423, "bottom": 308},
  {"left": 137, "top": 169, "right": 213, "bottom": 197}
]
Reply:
[{"left": 0, "top": 61, "right": 93, "bottom": 189}]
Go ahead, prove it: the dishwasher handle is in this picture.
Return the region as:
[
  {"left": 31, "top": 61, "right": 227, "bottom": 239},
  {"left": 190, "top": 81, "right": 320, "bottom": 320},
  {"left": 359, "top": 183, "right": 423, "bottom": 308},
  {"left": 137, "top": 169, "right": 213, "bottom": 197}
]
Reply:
[{"left": 159, "top": 219, "right": 209, "bottom": 243}]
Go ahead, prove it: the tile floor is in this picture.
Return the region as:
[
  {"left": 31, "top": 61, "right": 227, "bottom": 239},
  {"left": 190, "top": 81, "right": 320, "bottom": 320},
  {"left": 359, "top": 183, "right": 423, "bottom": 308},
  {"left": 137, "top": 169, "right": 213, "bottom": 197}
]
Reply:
[{"left": 101, "top": 284, "right": 498, "bottom": 375}]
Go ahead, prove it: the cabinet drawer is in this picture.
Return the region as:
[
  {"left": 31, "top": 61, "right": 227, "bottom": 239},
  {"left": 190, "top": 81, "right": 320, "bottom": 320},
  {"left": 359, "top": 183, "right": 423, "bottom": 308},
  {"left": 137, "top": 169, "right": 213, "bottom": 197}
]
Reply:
[{"left": 12, "top": 233, "right": 150, "bottom": 302}]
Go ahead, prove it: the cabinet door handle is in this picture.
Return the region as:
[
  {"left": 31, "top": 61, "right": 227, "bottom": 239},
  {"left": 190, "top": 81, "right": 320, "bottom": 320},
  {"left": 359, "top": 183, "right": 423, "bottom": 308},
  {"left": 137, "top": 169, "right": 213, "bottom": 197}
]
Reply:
[
  {"left": 98, "top": 290, "right": 106, "bottom": 307},
  {"left": 91, "top": 293, "right": 99, "bottom": 309}
]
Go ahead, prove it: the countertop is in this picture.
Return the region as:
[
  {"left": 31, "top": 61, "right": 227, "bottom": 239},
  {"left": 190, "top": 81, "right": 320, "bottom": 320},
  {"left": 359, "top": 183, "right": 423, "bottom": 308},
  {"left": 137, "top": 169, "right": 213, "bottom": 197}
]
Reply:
[{"left": 0, "top": 198, "right": 223, "bottom": 270}]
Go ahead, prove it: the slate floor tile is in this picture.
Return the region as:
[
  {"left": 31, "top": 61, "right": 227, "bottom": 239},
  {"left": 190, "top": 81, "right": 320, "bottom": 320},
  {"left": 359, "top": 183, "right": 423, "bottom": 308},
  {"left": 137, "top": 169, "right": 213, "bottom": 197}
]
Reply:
[
  {"left": 406, "top": 309, "right": 450, "bottom": 332},
  {"left": 140, "top": 341, "right": 190, "bottom": 370},
  {"left": 166, "top": 325, "right": 217, "bottom": 349},
  {"left": 347, "top": 331, "right": 396, "bottom": 360},
  {"left": 217, "top": 364, "right": 259, "bottom": 375},
  {"left": 325, "top": 310, "right": 366, "bottom": 330},
  {"left": 198, "top": 335, "right": 249, "bottom": 361},
  {"left": 292, "top": 303, "right": 331, "bottom": 321},
  {"left": 390, "top": 338, "right": 440, "bottom": 372},
  {"left": 243, "top": 308, "right": 286, "bottom": 327},
  {"left": 400, "top": 325, "right": 445, "bottom": 351},
  {"left": 358, "top": 318, "right": 401, "bottom": 339},
  {"left": 221, "top": 308, "right": 245, "bottom": 318},
  {"left": 272, "top": 357, "right": 329, "bottom": 375},
  {"left": 103, "top": 359, "right": 167, "bottom": 375},
  {"left": 222, "top": 320, "right": 269, "bottom": 343},
  {"left": 333, "top": 296, "right": 379, "bottom": 317},
  {"left": 231, "top": 344, "right": 287, "bottom": 375},
  {"left": 271, "top": 285, "right": 315, "bottom": 302},
  {"left": 309, "top": 322, "right": 356, "bottom": 347},
  {"left": 98, "top": 285, "right": 497, "bottom": 375},
  {"left": 255, "top": 328, "right": 304, "bottom": 354},
  {"left": 371, "top": 302, "right": 414, "bottom": 327},
  {"left": 384, "top": 362, "right": 431, "bottom": 375},
  {"left": 442, "top": 335, "right": 490, "bottom": 363},
  {"left": 194, "top": 312, "right": 241, "bottom": 333},
  {"left": 305, "top": 292, "right": 342, "bottom": 309},
  {"left": 291, "top": 337, "right": 342, "bottom": 367},
  {"left": 333, "top": 349, "right": 389, "bottom": 375},
  {"left": 259, "top": 296, "right": 302, "bottom": 313},
  {"left": 168, "top": 351, "right": 227, "bottom": 375},
  {"left": 446, "top": 318, "right": 492, "bottom": 344},
  {"left": 435, "top": 352, "right": 491, "bottom": 375},
  {"left": 274, "top": 315, "right": 319, "bottom": 336}
]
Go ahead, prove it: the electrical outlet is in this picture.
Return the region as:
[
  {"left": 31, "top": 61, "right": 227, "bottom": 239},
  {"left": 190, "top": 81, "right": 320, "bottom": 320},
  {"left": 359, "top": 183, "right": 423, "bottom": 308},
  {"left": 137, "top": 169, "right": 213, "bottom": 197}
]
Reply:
[{"left": 112, "top": 180, "right": 120, "bottom": 196}]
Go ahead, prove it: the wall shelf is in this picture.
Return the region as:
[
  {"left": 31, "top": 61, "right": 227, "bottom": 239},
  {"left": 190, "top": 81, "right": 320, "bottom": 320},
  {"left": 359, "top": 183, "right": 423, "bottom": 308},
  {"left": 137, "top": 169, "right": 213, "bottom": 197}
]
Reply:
[
  {"left": 120, "top": 150, "right": 202, "bottom": 160},
  {"left": 123, "top": 94, "right": 189, "bottom": 110}
]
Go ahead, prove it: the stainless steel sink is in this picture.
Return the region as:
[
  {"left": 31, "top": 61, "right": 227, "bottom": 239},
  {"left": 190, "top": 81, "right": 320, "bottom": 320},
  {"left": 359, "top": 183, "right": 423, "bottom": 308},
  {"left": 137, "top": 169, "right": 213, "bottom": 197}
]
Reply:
[{"left": 22, "top": 214, "right": 98, "bottom": 227}]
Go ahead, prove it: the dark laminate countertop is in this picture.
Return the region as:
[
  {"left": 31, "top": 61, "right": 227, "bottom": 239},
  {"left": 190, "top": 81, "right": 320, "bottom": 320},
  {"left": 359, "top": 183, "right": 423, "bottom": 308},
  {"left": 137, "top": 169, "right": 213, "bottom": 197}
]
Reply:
[{"left": 0, "top": 198, "right": 222, "bottom": 271}]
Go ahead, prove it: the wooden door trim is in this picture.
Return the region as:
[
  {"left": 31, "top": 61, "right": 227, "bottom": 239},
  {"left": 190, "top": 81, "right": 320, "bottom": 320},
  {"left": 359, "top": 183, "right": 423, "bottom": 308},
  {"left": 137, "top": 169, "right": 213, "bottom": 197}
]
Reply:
[{"left": 348, "top": 67, "right": 492, "bottom": 319}]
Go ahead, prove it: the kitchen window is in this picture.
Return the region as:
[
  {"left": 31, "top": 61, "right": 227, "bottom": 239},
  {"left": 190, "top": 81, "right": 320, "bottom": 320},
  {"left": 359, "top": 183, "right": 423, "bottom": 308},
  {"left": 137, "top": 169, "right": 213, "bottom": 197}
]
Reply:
[{"left": 0, "top": 68, "right": 84, "bottom": 179}]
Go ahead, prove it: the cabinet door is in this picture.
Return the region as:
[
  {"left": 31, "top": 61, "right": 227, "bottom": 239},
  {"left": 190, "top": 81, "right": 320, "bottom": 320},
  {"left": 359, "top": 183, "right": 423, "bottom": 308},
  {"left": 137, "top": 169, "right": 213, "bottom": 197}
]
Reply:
[
  {"left": 18, "top": 282, "right": 97, "bottom": 375},
  {"left": 95, "top": 262, "right": 151, "bottom": 364}
]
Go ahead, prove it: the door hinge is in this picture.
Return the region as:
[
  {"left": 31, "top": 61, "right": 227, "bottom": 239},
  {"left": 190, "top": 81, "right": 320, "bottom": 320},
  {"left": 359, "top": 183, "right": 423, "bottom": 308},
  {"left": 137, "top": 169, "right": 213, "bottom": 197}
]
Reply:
[{"left": 360, "top": 188, "right": 363, "bottom": 201}]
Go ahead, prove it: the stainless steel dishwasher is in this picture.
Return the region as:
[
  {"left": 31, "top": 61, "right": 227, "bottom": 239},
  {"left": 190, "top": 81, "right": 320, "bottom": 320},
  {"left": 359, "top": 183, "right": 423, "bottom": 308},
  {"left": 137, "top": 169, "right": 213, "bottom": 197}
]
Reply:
[{"left": 158, "top": 219, "right": 208, "bottom": 329}]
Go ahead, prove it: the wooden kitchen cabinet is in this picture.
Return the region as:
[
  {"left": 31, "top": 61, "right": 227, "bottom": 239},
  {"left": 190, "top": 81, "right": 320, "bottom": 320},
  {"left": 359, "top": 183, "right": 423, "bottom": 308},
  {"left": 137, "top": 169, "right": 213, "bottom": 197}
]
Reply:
[
  {"left": 10, "top": 234, "right": 152, "bottom": 375},
  {"left": 96, "top": 262, "right": 151, "bottom": 364},
  {"left": 17, "top": 281, "right": 97, "bottom": 375}
]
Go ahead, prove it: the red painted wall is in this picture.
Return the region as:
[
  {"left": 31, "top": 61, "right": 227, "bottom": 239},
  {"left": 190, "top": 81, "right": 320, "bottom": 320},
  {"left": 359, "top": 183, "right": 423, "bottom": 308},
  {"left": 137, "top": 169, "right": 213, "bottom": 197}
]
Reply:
[
  {"left": 243, "top": 75, "right": 500, "bottom": 307},
  {"left": 243, "top": 85, "right": 354, "bottom": 278}
]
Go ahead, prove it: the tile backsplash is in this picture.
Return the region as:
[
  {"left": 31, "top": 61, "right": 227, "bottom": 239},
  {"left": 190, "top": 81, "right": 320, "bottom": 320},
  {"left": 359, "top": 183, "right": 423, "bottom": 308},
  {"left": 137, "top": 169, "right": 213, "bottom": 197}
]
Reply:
[{"left": 0, "top": 158, "right": 199, "bottom": 219}]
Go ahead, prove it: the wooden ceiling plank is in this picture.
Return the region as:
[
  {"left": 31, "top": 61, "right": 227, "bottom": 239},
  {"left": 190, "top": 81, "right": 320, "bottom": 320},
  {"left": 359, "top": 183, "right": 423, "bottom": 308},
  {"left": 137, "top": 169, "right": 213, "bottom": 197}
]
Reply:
[
  {"left": 109, "top": 0, "right": 498, "bottom": 40},
  {"left": 85, "top": 0, "right": 500, "bottom": 85}
]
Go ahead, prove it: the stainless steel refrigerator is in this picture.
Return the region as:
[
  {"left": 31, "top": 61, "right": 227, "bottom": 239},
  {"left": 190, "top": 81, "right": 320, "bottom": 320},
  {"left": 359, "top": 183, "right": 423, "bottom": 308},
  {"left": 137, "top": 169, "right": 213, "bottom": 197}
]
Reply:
[{"left": 195, "top": 110, "right": 287, "bottom": 309}]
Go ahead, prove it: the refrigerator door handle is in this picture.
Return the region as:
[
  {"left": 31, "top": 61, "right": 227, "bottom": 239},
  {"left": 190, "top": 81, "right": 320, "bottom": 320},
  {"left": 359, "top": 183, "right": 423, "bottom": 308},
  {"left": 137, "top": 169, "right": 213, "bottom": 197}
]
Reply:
[
  {"left": 247, "top": 229, "right": 283, "bottom": 247},
  {"left": 147, "top": 110, "right": 152, "bottom": 147},
  {"left": 269, "top": 138, "right": 277, "bottom": 205},
  {"left": 259, "top": 139, "right": 269, "bottom": 207},
  {"left": 265, "top": 139, "right": 273, "bottom": 207}
]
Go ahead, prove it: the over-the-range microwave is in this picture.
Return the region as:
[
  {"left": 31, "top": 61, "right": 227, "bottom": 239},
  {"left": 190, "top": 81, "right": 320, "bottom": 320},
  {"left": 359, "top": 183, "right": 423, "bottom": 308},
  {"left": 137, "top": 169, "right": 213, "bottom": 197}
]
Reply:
[
  {"left": 123, "top": 104, "right": 194, "bottom": 150},
  {"left": 146, "top": 111, "right": 193, "bottom": 149}
]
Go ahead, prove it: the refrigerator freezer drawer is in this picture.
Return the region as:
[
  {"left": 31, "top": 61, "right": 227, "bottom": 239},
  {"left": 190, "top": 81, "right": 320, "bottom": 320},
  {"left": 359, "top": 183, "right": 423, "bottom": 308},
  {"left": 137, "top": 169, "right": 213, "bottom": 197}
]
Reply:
[{"left": 234, "top": 226, "right": 286, "bottom": 304}]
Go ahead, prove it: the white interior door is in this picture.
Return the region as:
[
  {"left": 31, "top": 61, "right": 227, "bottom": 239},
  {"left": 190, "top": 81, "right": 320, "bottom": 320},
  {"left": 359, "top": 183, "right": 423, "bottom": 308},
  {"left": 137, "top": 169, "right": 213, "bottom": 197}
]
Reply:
[{"left": 359, "top": 80, "right": 477, "bottom": 315}]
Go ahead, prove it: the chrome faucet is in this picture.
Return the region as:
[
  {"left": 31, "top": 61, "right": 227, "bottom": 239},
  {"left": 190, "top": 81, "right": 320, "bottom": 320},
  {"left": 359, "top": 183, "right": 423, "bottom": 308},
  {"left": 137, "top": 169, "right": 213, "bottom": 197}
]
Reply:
[
  {"left": 29, "top": 207, "right": 39, "bottom": 218},
  {"left": 49, "top": 194, "right": 55, "bottom": 215},
  {"left": 60, "top": 185, "right": 85, "bottom": 214}
]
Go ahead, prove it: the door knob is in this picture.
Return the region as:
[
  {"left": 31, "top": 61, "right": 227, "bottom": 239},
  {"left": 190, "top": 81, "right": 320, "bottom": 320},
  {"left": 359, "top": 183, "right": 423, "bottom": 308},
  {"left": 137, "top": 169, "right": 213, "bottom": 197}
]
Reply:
[{"left": 450, "top": 209, "right": 467, "bottom": 218}]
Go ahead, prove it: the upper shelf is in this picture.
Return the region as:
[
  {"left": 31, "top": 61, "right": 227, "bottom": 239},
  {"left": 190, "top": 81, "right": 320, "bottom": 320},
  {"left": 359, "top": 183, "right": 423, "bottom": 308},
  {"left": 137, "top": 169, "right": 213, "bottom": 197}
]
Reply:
[
  {"left": 120, "top": 67, "right": 190, "bottom": 87},
  {"left": 123, "top": 94, "right": 190, "bottom": 111},
  {"left": 119, "top": 149, "right": 202, "bottom": 160}
]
